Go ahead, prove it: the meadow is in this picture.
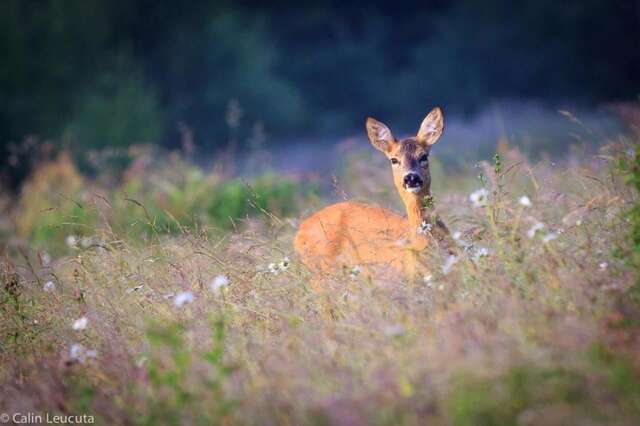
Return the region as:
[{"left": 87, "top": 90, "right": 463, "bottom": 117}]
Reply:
[{"left": 1, "top": 118, "right": 640, "bottom": 425}]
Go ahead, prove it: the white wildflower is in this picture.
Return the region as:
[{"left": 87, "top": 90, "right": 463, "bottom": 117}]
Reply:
[
  {"left": 136, "top": 356, "right": 148, "bottom": 368},
  {"left": 41, "top": 251, "right": 51, "bottom": 266},
  {"left": 65, "top": 235, "right": 78, "bottom": 249},
  {"left": 423, "top": 274, "right": 434, "bottom": 288},
  {"left": 542, "top": 233, "right": 558, "bottom": 243},
  {"left": 69, "top": 343, "right": 85, "bottom": 361},
  {"left": 452, "top": 230, "right": 472, "bottom": 250},
  {"left": 469, "top": 188, "right": 489, "bottom": 208},
  {"left": 476, "top": 247, "right": 490, "bottom": 257},
  {"left": 80, "top": 236, "right": 93, "bottom": 248},
  {"left": 43, "top": 281, "right": 56, "bottom": 292},
  {"left": 438, "top": 284, "right": 445, "bottom": 291},
  {"left": 349, "top": 265, "right": 361, "bottom": 280},
  {"left": 459, "top": 239, "right": 473, "bottom": 250},
  {"left": 126, "top": 284, "right": 145, "bottom": 294},
  {"left": 209, "top": 275, "right": 230, "bottom": 294},
  {"left": 417, "top": 220, "right": 433, "bottom": 235},
  {"left": 279, "top": 257, "right": 291, "bottom": 271},
  {"left": 383, "top": 324, "right": 405, "bottom": 337},
  {"left": 72, "top": 316, "right": 88, "bottom": 331},
  {"left": 174, "top": 291, "right": 195, "bottom": 307},
  {"left": 442, "top": 255, "right": 458, "bottom": 275},
  {"left": 518, "top": 195, "right": 532, "bottom": 207},
  {"left": 575, "top": 219, "right": 582, "bottom": 226},
  {"left": 599, "top": 262, "right": 608, "bottom": 271},
  {"left": 473, "top": 247, "right": 490, "bottom": 262},
  {"left": 527, "top": 222, "right": 545, "bottom": 238},
  {"left": 268, "top": 262, "right": 280, "bottom": 275},
  {"left": 69, "top": 343, "right": 98, "bottom": 363}
]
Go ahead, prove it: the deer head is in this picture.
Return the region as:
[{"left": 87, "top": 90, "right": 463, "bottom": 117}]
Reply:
[{"left": 366, "top": 107, "right": 444, "bottom": 210}]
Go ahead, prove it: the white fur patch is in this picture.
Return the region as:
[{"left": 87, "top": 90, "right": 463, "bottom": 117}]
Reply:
[{"left": 377, "top": 127, "right": 392, "bottom": 142}]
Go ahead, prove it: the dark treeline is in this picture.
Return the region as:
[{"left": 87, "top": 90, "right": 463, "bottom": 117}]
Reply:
[{"left": 1, "top": 0, "right": 639, "bottom": 187}]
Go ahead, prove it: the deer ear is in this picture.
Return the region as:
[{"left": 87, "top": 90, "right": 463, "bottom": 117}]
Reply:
[
  {"left": 417, "top": 107, "right": 444, "bottom": 145},
  {"left": 366, "top": 117, "right": 396, "bottom": 153}
]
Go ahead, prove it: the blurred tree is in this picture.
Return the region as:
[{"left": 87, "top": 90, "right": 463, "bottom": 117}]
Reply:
[
  {"left": 397, "top": 0, "right": 640, "bottom": 113},
  {"left": 65, "top": 62, "right": 162, "bottom": 151},
  {"left": 0, "top": 0, "right": 111, "bottom": 141},
  {"left": 1, "top": 0, "right": 639, "bottom": 188},
  {"left": 160, "top": 11, "right": 306, "bottom": 147}
]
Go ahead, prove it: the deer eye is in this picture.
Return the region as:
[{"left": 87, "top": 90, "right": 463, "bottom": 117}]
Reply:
[
  {"left": 418, "top": 154, "right": 429, "bottom": 166},
  {"left": 390, "top": 158, "right": 400, "bottom": 165}
]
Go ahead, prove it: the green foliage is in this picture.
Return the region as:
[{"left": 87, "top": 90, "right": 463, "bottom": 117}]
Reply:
[
  {"left": 448, "top": 344, "right": 640, "bottom": 426},
  {"left": 202, "top": 319, "right": 237, "bottom": 419},
  {"left": 206, "top": 175, "right": 304, "bottom": 229},
  {"left": 15, "top": 155, "right": 315, "bottom": 252},
  {"left": 0, "top": 261, "right": 25, "bottom": 348},
  {"left": 493, "top": 153, "right": 502, "bottom": 176},
  {"left": 15, "top": 154, "right": 99, "bottom": 253},
  {"left": 448, "top": 366, "right": 586, "bottom": 426},
  {"left": 143, "top": 322, "right": 193, "bottom": 425},
  {"left": 0, "top": 259, "right": 43, "bottom": 357},
  {"left": 66, "top": 67, "right": 163, "bottom": 151},
  {"left": 29, "top": 201, "right": 100, "bottom": 252},
  {"left": 421, "top": 195, "right": 435, "bottom": 210},
  {"left": 589, "top": 343, "right": 640, "bottom": 413},
  {"left": 141, "top": 318, "right": 235, "bottom": 425},
  {"left": 618, "top": 148, "right": 640, "bottom": 301},
  {"left": 120, "top": 171, "right": 313, "bottom": 234}
]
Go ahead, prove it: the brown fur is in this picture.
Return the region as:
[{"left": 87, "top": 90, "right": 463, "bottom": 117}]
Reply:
[{"left": 294, "top": 107, "right": 446, "bottom": 281}]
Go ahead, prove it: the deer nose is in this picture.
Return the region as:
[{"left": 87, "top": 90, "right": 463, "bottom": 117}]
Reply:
[{"left": 403, "top": 173, "right": 423, "bottom": 189}]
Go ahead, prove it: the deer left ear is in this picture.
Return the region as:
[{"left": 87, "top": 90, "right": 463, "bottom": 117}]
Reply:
[
  {"left": 417, "top": 107, "right": 444, "bottom": 146},
  {"left": 366, "top": 117, "right": 396, "bottom": 153}
]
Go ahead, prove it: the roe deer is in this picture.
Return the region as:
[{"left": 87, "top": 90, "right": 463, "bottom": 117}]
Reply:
[{"left": 294, "top": 107, "right": 450, "bottom": 281}]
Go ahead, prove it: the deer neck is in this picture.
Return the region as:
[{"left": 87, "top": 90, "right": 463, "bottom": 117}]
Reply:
[
  {"left": 405, "top": 197, "right": 424, "bottom": 228},
  {"left": 399, "top": 190, "right": 429, "bottom": 239}
]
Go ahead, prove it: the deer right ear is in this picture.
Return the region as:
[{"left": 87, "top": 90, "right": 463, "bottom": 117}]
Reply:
[
  {"left": 366, "top": 117, "right": 395, "bottom": 153},
  {"left": 417, "top": 107, "right": 444, "bottom": 146}
]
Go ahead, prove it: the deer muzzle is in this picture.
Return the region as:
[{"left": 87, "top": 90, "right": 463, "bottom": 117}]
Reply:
[{"left": 403, "top": 173, "right": 424, "bottom": 193}]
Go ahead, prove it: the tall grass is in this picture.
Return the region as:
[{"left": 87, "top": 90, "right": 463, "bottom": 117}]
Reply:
[{"left": 1, "top": 138, "right": 639, "bottom": 425}]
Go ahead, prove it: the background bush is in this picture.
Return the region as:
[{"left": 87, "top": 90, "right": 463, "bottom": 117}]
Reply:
[{"left": 14, "top": 152, "right": 317, "bottom": 254}]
